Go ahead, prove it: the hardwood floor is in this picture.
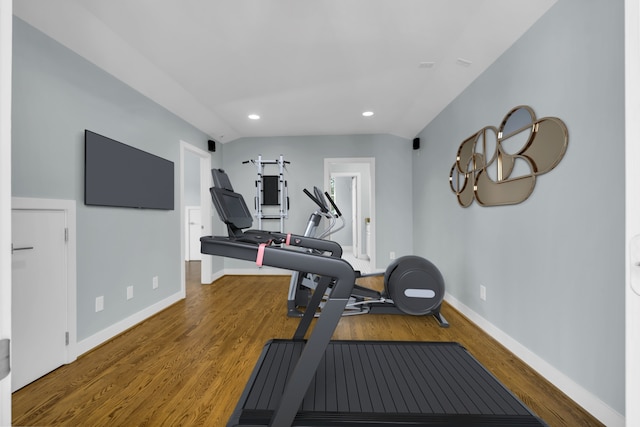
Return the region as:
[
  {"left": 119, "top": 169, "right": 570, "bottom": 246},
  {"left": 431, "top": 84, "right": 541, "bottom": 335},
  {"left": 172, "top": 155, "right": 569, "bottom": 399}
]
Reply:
[{"left": 13, "top": 262, "right": 603, "bottom": 426}]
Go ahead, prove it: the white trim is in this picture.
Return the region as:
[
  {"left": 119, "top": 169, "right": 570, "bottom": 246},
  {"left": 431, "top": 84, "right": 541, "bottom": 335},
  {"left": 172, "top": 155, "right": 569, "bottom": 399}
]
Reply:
[
  {"left": 208, "top": 270, "right": 225, "bottom": 284},
  {"left": 77, "top": 270, "right": 285, "bottom": 352},
  {"left": 76, "top": 290, "right": 183, "bottom": 356},
  {"left": 0, "top": 0, "right": 12, "bottom": 423},
  {"left": 11, "top": 197, "right": 78, "bottom": 365},
  {"left": 626, "top": 0, "right": 640, "bottom": 425},
  {"left": 444, "top": 293, "right": 624, "bottom": 427}
]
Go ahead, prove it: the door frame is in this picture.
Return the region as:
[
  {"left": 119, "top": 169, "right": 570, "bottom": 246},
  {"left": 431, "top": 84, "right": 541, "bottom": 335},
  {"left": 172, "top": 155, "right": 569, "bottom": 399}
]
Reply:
[
  {"left": 0, "top": 1, "right": 11, "bottom": 423},
  {"left": 179, "top": 141, "right": 211, "bottom": 285},
  {"left": 324, "top": 158, "right": 375, "bottom": 267},
  {"left": 351, "top": 175, "right": 359, "bottom": 257},
  {"left": 11, "top": 197, "right": 78, "bottom": 365},
  {"left": 625, "top": 0, "right": 640, "bottom": 424}
]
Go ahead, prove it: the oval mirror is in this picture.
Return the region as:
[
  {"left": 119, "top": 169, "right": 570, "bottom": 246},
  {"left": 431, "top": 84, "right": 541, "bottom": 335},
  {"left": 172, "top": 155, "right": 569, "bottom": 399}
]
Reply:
[{"left": 499, "top": 106, "right": 535, "bottom": 155}]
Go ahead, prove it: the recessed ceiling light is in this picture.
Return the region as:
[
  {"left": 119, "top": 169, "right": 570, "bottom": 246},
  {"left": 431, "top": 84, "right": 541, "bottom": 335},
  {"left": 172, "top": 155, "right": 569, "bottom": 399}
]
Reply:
[
  {"left": 362, "top": 111, "right": 374, "bottom": 117},
  {"left": 419, "top": 62, "right": 435, "bottom": 69},
  {"left": 248, "top": 114, "right": 260, "bottom": 120},
  {"left": 456, "top": 58, "right": 472, "bottom": 67}
]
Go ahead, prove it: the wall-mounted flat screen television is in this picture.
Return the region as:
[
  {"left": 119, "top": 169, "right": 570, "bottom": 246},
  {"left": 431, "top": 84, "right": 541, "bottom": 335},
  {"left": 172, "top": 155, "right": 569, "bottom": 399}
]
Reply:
[{"left": 84, "top": 130, "right": 174, "bottom": 210}]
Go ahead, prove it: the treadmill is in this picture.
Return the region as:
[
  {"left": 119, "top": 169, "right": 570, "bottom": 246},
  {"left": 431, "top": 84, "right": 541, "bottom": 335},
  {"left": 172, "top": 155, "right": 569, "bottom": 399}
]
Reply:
[{"left": 201, "top": 170, "right": 547, "bottom": 426}]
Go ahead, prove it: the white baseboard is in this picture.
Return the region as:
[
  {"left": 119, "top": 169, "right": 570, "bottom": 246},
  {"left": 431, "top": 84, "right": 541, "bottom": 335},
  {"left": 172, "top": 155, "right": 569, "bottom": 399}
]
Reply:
[
  {"left": 75, "top": 290, "right": 185, "bottom": 357},
  {"left": 201, "top": 270, "right": 225, "bottom": 285},
  {"left": 73, "top": 277, "right": 622, "bottom": 425},
  {"left": 77, "top": 269, "right": 285, "bottom": 355},
  {"left": 205, "top": 269, "right": 225, "bottom": 284},
  {"left": 444, "top": 293, "right": 624, "bottom": 427}
]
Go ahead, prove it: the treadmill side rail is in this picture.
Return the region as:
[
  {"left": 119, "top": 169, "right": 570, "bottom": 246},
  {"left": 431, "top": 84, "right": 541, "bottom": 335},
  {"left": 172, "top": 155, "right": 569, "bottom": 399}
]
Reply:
[{"left": 201, "top": 235, "right": 356, "bottom": 427}]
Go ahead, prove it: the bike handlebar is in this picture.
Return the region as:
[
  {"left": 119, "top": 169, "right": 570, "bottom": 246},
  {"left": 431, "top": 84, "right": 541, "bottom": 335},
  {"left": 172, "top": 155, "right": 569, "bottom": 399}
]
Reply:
[
  {"left": 302, "top": 188, "right": 343, "bottom": 218},
  {"left": 303, "top": 188, "right": 329, "bottom": 213},
  {"left": 324, "top": 192, "right": 343, "bottom": 217}
]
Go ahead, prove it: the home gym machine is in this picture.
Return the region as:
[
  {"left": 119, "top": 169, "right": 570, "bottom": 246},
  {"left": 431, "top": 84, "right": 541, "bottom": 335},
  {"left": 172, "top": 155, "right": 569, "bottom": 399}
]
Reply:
[
  {"left": 288, "top": 186, "right": 449, "bottom": 327},
  {"left": 201, "top": 169, "right": 547, "bottom": 426},
  {"left": 242, "top": 154, "right": 289, "bottom": 232}
]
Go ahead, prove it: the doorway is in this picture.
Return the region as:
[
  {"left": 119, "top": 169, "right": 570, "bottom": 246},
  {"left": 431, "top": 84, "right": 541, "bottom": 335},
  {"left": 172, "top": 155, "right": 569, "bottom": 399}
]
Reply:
[
  {"left": 330, "top": 174, "right": 361, "bottom": 257},
  {"left": 180, "top": 141, "right": 211, "bottom": 287},
  {"left": 185, "top": 206, "right": 202, "bottom": 261},
  {"left": 324, "top": 158, "right": 375, "bottom": 270}
]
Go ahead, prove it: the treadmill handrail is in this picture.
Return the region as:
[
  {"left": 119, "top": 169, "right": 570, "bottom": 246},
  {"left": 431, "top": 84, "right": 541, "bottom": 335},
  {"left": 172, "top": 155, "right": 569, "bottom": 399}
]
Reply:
[
  {"left": 200, "top": 235, "right": 352, "bottom": 296},
  {"left": 200, "top": 234, "right": 355, "bottom": 426}
]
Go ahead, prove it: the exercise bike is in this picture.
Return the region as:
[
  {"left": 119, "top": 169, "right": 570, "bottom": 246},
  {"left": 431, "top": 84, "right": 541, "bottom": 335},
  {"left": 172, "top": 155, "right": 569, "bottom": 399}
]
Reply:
[{"left": 288, "top": 187, "right": 449, "bottom": 327}]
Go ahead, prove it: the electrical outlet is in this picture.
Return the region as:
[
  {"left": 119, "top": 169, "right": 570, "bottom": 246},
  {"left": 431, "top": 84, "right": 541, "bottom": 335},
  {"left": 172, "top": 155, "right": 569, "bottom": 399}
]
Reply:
[
  {"left": 480, "top": 285, "right": 487, "bottom": 301},
  {"left": 127, "top": 286, "right": 134, "bottom": 300},
  {"left": 153, "top": 276, "right": 158, "bottom": 289},
  {"left": 95, "top": 296, "right": 104, "bottom": 312},
  {"left": 390, "top": 251, "right": 396, "bottom": 260}
]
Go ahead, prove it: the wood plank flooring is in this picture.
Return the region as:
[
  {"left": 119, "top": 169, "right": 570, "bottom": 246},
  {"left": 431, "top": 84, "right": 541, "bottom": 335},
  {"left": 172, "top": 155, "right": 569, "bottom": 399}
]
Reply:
[{"left": 12, "top": 262, "right": 603, "bottom": 426}]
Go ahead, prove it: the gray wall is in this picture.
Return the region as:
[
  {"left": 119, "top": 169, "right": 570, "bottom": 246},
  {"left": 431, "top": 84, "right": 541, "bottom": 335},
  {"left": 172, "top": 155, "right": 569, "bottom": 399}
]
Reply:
[
  {"left": 184, "top": 151, "right": 201, "bottom": 206},
  {"left": 412, "top": 0, "right": 624, "bottom": 414},
  {"left": 12, "top": 18, "right": 213, "bottom": 340},
  {"left": 219, "top": 134, "right": 413, "bottom": 271}
]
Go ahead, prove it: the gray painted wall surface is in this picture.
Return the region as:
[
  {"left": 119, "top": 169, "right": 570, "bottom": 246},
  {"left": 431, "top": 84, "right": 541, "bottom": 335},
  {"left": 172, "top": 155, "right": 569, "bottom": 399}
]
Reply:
[
  {"left": 412, "top": 0, "right": 624, "bottom": 414},
  {"left": 184, "top": 151, "right": 201, "bottom": 206},
  {"left": 219, "top": 134, "right": 413, "bottom": 271},
  {"left": 12, "top": 18, "right": 212, "bottom": 340}
]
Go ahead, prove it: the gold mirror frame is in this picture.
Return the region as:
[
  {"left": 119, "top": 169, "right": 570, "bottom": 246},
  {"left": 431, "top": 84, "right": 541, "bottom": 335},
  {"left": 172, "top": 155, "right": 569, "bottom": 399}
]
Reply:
[{"left": 449, "top": 106, "right": 568, "bottom": 207}]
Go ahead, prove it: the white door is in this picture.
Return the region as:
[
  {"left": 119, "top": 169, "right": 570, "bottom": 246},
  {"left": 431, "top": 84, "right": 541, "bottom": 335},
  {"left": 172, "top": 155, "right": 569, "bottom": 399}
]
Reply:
[
  {"left": 187, "top": 207, "right": 202, "bottom": 261},
  {"left": 11, "top": 209, "right": 68, "bottom": 392},
  {"left": 351, "top": 176, "right": 358, "bottom": 257}
]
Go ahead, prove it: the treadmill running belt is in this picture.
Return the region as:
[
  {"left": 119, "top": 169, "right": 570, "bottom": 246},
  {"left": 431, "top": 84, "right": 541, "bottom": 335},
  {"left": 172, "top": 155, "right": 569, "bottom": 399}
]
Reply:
[{"left": 230, "top": 340, "right": 547, "bottom": 426}]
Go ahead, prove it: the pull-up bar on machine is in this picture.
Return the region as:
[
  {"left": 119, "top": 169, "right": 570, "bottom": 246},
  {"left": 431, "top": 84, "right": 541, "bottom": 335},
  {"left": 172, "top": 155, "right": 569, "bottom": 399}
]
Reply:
[{"left": 242, "top": 154, "right": 290, "bottom": 232}]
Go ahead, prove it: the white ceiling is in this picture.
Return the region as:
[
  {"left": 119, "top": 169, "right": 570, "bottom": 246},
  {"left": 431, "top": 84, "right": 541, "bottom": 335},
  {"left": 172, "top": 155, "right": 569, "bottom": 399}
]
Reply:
[{"left": 14, "top": 0, "right": 557, "bottom": 143}]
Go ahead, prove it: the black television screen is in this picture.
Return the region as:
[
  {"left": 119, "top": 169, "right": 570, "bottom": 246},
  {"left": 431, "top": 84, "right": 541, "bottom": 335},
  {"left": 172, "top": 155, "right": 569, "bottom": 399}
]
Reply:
[{"left": 84, "top": 130, "right": 174, "bottom": 210}]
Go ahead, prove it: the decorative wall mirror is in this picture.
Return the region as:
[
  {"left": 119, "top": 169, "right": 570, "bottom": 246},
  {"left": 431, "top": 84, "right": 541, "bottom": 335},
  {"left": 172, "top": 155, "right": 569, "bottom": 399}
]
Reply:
[{"left": 449, "top": 105, "right": 568, "bottom": 207}]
